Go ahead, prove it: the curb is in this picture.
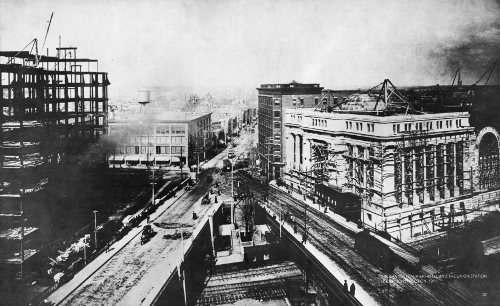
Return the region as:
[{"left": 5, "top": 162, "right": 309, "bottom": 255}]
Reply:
[{"left": 49, "top": 186, "right": 189, "bottom": 306}]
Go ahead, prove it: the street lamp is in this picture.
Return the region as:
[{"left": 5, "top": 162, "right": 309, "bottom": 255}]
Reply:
[{"left": 93, "top": 210, "right": 98, "bottom": 249}]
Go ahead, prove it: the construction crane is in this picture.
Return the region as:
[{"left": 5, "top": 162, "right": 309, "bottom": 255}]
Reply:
[
  {"left": 5, "top": 13, "right": 53, "bottom": 67},
  {"left": 449, "top": 67, "right": 462, "bottom": 87},
  {"left": 474, "top": 59, "right": 498, "bottom": 85}
]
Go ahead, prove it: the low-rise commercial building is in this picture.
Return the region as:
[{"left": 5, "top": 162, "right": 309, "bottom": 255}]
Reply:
[{"left": 108, "top": 111, "right": 211, "bottom": 168}]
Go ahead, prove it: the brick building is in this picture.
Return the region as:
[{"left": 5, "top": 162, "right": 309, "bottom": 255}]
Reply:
[{"left": 257, "top": 81, "right": 324, "bottom": 179}]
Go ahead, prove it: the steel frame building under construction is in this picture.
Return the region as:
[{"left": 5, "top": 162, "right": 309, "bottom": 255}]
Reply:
[
  {"left": 283, "top": 80, "right": 500, "bottom": 242},
  {"left": 0, "top": 47, "right": 109, "bottom": 278}
]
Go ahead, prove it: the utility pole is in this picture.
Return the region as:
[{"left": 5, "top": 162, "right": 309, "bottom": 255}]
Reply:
[
  {"left": 231, "top": 157, "right": 234, "bottom": 225},
  {"left": 93, "top": 210, "right": 98, "bottom": 249},
  {"left": 152, "top": 166, "right": 155, "bottom": 207},
  {"left": 279, "top": 196, "right": 282, "bottom": 239},
  {"left": 150, "top": 141, "right": 155, "bottom": 208},
  {"left": 181, "top": 146, "right": 183, "bottom": 179}
]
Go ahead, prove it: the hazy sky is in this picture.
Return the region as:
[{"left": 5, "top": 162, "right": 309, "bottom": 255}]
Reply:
[{"left": 1, "top": 0, "right": 499, "bottom": 94}]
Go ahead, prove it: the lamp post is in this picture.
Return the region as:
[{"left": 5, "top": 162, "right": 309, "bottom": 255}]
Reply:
[{"left": 93, "top": 210, "right": 98, "bottom": 249}]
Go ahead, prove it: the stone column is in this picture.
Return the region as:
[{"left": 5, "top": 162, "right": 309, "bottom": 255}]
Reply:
[
  {"left": 400, "top": 148, "right": 406, "bottom": 206},
  {"left": 423, "top": 146, "right": 430, "bottom": 203},
  {"left": 452, "top": 142, "right": 460, "bottom": 196},
  {"left": 434, "top": 144, "right": 440, "bottom": 201},
  {"left": 412, "top": 148, "right": 418, "bottom": 205},
  {"left": 303, "top": 136, "right": 310, "bottom": 169},
  {"left": 298, "top": 135, "right": 303, "bottom": 166},
  {"left": 444, "top": 143, "right": 450, "bottom": 199}
]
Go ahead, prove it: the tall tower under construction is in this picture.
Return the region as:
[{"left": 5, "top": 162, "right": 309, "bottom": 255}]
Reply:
[{"left": 0, "top": 47, "right": 109, "bottom": 278}]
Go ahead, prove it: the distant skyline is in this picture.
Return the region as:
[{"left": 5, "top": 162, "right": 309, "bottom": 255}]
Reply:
[{"left": 1, "top": 0, "right": 499, "bottom": 96}]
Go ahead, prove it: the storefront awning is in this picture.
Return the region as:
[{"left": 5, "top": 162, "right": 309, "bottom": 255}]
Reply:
[
  {"left": 125, "top": 155, "right": 141, "bottom": 162},
  {"left": 155, "top": 156, "right": 170, "bottom": 162},
  {"left": 110, "top": 155, "right": 126, "bottom": 162},
  {"left": 171, "top": 157, "right": 181, "bottom": 162}
]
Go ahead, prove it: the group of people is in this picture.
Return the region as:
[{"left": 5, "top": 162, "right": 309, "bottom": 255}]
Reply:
[{"left": 343, "top": 280, "right": 356, "bottom": 296}]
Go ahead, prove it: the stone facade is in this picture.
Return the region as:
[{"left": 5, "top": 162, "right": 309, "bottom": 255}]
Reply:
[{"left": 283, "top": 108, "right": 500, "bottom": 241}]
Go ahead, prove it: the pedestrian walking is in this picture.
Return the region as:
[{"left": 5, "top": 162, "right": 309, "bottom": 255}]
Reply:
[
  {"left": 343, "top": 280, "right": 348, "bottom": 292},
  {"left": 106, "top": 243, "right": 110, "bottom": 253},
  {"left": 293, "top": 224, "right": 298, "bottom": 234},
  {"left": 147, "top": 216, "right": 150, "bottom": 224},
  {"left": 350, "top": 283, "right": 356, "bottom": 296}
]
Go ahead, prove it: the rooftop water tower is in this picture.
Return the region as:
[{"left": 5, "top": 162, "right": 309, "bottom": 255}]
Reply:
[{"left": 138, "top": 90, "right": 150, "bottom": 113}]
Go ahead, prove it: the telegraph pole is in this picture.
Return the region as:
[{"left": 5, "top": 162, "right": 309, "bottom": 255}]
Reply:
[
  {"left": 181, "top": 146, "right": 183, "bottom": 179},
  {"left": 93, "top": 210, "right": 98, "bottom": 249},
  {"left": 150, "top": 141, "right": 155, "bottom": 208},
  {"left": 231, "top": 157, "right": 234, "bottom": 225}
]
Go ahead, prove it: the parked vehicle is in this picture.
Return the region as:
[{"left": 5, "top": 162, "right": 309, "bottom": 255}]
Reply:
[
  {"left": 223, "top": 159, "right": 232, "bottom": 172},
  {"left": 141, "top": 224, "right": 156, "bottom": 245},
  {"left": 202, "top": 192, "right": 211, "bottom": 204}
]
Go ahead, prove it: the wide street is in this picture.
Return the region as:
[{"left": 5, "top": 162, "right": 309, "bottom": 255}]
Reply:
[{"left": 45, "top": 130, "right": 257, "bottom": 305}]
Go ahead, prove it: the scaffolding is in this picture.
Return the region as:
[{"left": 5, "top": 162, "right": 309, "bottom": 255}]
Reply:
[
  {"left": 0, "top": 47, "right": 109, "bottom": 278},
  {"left": 425, "top": 145, "right": 435, "bottom": 201},
  {"left": 288, "top": 140, "right": 340, "bottom": 197},
  {"left": 395, "top": 129, "right": 429, "bottom": 207},
  {"left": 309, "top": 141, "right": 338, "bottom": 185},
  {"left": 478, "top": 133, "right": 500, "bottom": 190},
  {"left": 368, "top": 142, "right": 386, "bottom": 205}
]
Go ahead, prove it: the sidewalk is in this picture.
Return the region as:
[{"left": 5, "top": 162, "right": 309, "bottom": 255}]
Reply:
[
  {"left": 45, "top": 180, "right": 190, "bottom": 305},
  {"left": 262, "top": 205, "right": 379, "bottom": 306}
]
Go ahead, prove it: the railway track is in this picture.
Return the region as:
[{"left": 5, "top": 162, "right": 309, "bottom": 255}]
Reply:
[
  {"left": 233, "top": 174, "right": 473, "bottom": 305},
  {"left": 209, "top": 261, "right": 301, "bottom": 285},
  {"left": 270, "top": 188, "right": 473, "bottom": 306},
  {"left": 196, "top": 261, "right": 301, "bottom": 306}
]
